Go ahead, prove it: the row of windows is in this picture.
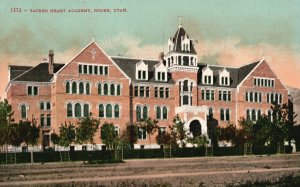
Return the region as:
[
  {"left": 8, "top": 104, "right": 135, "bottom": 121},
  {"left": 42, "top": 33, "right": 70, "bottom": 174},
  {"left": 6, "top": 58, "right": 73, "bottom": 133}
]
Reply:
[
  {"left": 40, "top": 114, "right": 51, "bottom": 127},
  {"left": 98, "top": 104, "right": 120, "bottom": 118},
  {"left": 156, "top": 71, "right": 167, "bottom": 81},
  {"left": 203, "top": 75, "right": 213, "bottom": 85},
  {"left": 266, "top": 93, "right": 282, "bottom": 104},
  {"left": 98, "top": 83, "right": 121, "bottom": 96},
  {"left": 201, "top": 90, "right": 214, "bottom": 101},
  {"left": 67, "top": 103, "right": 90, "bottom": 118},
  {"left": 40, "top": 101, "right": 51, "bottom": 110},
  {"left": 137, "top": 70, "right": 147, "bottom": 80},
  {"left": 201, "top": 90, "right": 232, "bottom": 101},
  {"left": 154, "top": 87, "right": 170, "bottom": 98},
  {"left": 254, "top": 78, "right": 274, "bottom": 87},
  {"left": 27, "top": 86, "right": 38, "bottom": 96},
  {"left": 246, "top": 109, "right": 262, "bottom": 121},
  {"left": 66, "top": 81, "right": 91, "bottom": 95},
  {"left": 134, "top": 86, "right": 150, "bottom": 97},
  {"left": 245, "top": 92, "right": 262, "bottom": 103},
  {"left": 220, "top": 76, "right": 230, "bottom": 86},
  {"left": 78, "top": 64, "right": 108, "bottom": 75}
]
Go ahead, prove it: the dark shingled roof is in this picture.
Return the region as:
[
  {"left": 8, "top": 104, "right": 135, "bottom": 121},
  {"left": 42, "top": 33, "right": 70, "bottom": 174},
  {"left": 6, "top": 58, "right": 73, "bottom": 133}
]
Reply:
[
  {"left": 112, "top": 57, "right": 174, "bottom": 84},
  {"left": 197, "top": 61, "right": 260, "bottom": 87},
  {"left": 9, "top": 65, "right": 32, "bottom": 80},
  {"left": 170, "top": 26, "right": 196, "bottom": 54},
  {"left": 13, "top": 63, "right": 64, "bottom": 82}
]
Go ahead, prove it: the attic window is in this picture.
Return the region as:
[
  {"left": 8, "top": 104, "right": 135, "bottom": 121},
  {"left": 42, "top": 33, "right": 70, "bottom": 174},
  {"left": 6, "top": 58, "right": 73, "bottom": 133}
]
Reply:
[
  {"left": 204, "top": 75, "right": 213, "bottom": 85},
  {"left": 202, "top": 66, "right": 213, "bottom": 85},
  {"left": 136, "top": 60, "right": 148, "bottom": 81},
  {"left": 137, "top": 70, "right": 147, "bottom": 80},
  {"left": 156, "top": 72, "right": 167, "bottom": 82},
  {"left": 219, "top": 68, "right": 230, "bottom": 86},
  {"left": 220, "top": 76, "right": 229, "bottom": 86}
]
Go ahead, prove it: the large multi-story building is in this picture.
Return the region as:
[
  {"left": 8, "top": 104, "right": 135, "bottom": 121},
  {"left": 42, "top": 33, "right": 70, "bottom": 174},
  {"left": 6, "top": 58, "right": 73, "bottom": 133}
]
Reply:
[{"left": 5, "top": 23, "right": 288, "bottom": 149}]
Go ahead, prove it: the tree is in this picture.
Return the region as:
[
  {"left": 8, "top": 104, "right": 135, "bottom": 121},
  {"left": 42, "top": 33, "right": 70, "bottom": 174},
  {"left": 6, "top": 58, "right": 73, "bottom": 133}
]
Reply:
[
  {"left": 170, "top": 115, "right": 188, "bottom": 148},
  {"left": 156, "top": 129, "right": 171, "bottom": 146},
  {"left": 188, "top": 134, "right": 209, "bottom": 147},
  {"left": 137, "top": 118, "right": 159, "bottom": 148},
  {"left": 120, "top": 123, "right": 139, "bottom": 149},
  {"left": 53, "top": 122, "right": 76, "bottom": 148},
  {"left": 101, "top": 122, "right": 119, "bottom": 150},
  {"left": 0, "top": 99, "right": 14, "bottom": 151},
  {"left": 76, "top": 115, "right": 100, "bottom": 146}
]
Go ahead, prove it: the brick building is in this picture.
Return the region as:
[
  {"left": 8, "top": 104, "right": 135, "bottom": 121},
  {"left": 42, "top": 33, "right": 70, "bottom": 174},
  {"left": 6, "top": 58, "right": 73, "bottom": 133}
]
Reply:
[{"left": 5, "top": 23, "right": 288, "bottom": 150}]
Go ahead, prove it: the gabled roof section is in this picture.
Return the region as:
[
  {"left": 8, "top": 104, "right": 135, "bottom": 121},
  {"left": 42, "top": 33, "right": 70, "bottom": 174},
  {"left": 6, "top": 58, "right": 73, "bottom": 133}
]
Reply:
[
  {"left": 112, "top": 57, "right": 174, "bottom": 84},
  {"left": 197, "top": 60, "right": 259, "bottom": 88},
  {"left": 8, "top": 65, "right": 32, "bottom": 80},
  {"left": 13, "top": 63, "right": 64, "bottom": 82},
  {"left": 171, "top": 26, "right": 196, "bottom": 54}
]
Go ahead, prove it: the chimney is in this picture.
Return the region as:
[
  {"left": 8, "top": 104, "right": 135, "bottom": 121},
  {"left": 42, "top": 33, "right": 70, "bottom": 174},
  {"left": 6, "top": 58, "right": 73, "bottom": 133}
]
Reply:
[
  {"left": 48, "top": 50, "right": 54, "bottom": 74},
  {"left": 158, "top": 52, "right": 165, "bottom": 65}
]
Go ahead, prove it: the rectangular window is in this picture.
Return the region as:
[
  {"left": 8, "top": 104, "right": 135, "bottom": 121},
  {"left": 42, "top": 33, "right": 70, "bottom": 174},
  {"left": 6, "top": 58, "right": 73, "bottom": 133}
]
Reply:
[
  {"left": 142, "top": 71, "right": 146, "bottom": 80},
  {"left": 157, "top": 72, "right": 161, "bottom": 80},
  {"left": 134, "top": 86, "right": 139, "bottom": 97},
  {"left": 27, "top": 86, "right": 32, "bottom": 95},
  {"left": 88, "top": 65, "right": 93, "bottom": 74},
  {"left": 79, "top": 64, "right": 82, "bottom": 74},
  {"left": 46, "top": 114, "right": 51, "bottom": 127},
  {"left": 159, "top": 87, "right": 164, "bottom": 98},
  {"left": 138, "top": 71, "right": 141, "bottom": 79},
  {"left": 155, "top": 87, "right": 158, "bottom": 98},
  {"left": 100, "top": 66, "right": 103, "bottom": 75},
  {"left": 162, "top": 72, "right": 165, "bottom": 81},
  {"left": 165, "top": 88, "right": 169, "bottom": 98},
  {"left": 83, "top": 65, "right": 88, "bottom": 74},
  {"left": 40, "top": 114, "right": 45, "bottom": 127},
  {"left": 104, "top": 66, "right": 108, "bottom": 75},
  {"left": 140, "top": 86, "right": 145, "bottom": 97},
  {"left": 27, "top": 86, "right": 38, "bottom": 96},
  {"left": 202, "top": 90, "right": 205, "bottom": 100},
  {"left": 208, "top": 76, "right": 211, "bottom": 84},
  {"left": 138, "top": 128, "right": 147, "bottom": 140},
  {"left": 94, "top": 66, "right": 98, "bottom": 75},
  {"left": 146, "top": 87, "right": 150, "bottom": 97}
]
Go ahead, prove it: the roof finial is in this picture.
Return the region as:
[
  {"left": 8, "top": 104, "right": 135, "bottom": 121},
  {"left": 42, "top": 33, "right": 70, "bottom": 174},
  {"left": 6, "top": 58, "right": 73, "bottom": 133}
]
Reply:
[{"left": 178, "top": 16, "right": 183, "bottom": 28}]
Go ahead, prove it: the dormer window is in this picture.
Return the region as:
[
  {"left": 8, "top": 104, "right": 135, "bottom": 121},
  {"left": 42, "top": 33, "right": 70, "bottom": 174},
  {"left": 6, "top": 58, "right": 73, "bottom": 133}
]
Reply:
[
  {"left": 219, "top": 68, "right": 230, "bottom": 86},
  {"left": 168, "top": 38, "right": 174, "bottom": 52},
  {"left": 155, "top": 62, "right": 167, "bottom": 82},
  {"left": 202, "top": 66, "right": 213, "bottom": 85},
  {"left": 136, "top": 60, "right": 148, "bottom": 81},
  {"left": 181, "top": 34, "right": 191, "bottom": 52}
]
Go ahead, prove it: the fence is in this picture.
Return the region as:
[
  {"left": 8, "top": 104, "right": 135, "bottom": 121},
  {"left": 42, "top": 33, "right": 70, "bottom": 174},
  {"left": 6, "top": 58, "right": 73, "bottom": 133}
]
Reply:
[{"left": 0, "top": 145, "right": 293, "bottom": 164}]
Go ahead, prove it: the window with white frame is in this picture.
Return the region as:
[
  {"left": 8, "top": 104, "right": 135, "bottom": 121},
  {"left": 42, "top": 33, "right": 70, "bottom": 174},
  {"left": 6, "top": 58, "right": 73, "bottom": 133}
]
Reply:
[
  {"left": 155, "top": 62, "right": 168, "bottom": 82},
  {"left": 154, "top": 87, "right": 170, "bottom": 98},
  {"left": 202, "top": 66, "right": 213, "bottom": 85},
  {"left": 65, "top": 80, "right": 91, "bottom": 95},
  {"left": 19, "top": 103, "right": 29, "bottom": 119},
  {"left": 138, "top": 128, "right": 147, "bottom": 140},
  {"left": 98, "top": 103, "right": 121, "bottom": 118},
  {"left": 134, "top": 86, "right": 150, "bottom": 98},
  {"left": 245, "top": 91, "right": 262, "bottom": 103},
  {"left": 267, "top": 93, "right": 282, "bottom": 104},
  {"left": 201, "top": 90, "right": 215, "bottom": 101},
  {"left": 78, "top": 64, "right": 108, "bottom": 75},
  {"left": 246, "top": 109, "right": 262, "bottom": 121},
  {"left": 136, "top": 105, "right": 148, "bottom": 121},
  {"left": 66, "top": 102, "right": 90, "bottom": 118},
  {"left": 219, "top": 90, "right": 232, "bottom": 101},
  {"left": 219, "top": 68, "right": 230, "bottom": 86},
  {"left": 254, "top": 77, "right": 275, "bottom": 87},
  {"left": 156, "top": 106, "right": 168, "bottom": 120},
  {"left": 220, "top": 108, "right": 230, "bottom": 121},
  {"left": 136, "top": 60, "right": 148, "bottom": 81},
  {"left": 27, "top": 86, "right": 38, "bottom": 96},
  {"left": 39, "top": 101, "right": 51, "bottom": 110}
]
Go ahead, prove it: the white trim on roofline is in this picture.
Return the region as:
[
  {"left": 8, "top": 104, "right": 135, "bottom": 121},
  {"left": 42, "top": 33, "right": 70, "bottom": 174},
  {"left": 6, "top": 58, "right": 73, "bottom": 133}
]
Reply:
[
  {"left": 237, "top": 58, "right": 264, "bottom": 89},
  {"left": 263, "top": 61, "right": 289, "bottom": 92}
]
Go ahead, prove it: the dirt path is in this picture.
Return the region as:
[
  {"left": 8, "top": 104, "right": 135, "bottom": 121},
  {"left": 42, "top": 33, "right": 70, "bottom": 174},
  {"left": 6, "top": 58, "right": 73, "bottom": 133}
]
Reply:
[{"left": 1, "top": 154, "right": 300, "bottom": 186}]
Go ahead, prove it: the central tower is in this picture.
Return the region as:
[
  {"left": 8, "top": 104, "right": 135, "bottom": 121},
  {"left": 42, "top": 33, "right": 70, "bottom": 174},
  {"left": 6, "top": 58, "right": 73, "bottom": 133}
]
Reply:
[{"left": 165, "top": 23, "right": 199, "bottom": 106}]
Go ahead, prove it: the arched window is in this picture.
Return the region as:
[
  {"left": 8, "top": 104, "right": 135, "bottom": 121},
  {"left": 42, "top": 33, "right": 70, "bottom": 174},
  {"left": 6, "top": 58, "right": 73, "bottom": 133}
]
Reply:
[
  {"left": 99, "top": 104, "right": 104, "bottom": 117},
  {"left": 257, "top": 110, "right": 261, "bottom": 119},
  {"left": 117, "top": 84, "right": 121, "bottom": 95},
  {"left": 114, "top": 105, "right": 119, "bottom": 118},
  {"left": 40, "top": 102, "right": 44, "bottom": 110},
  {"left": 72, "top": 82, "right": 77, "bottom": 94},
  {"left": 98, "top": 83, "right": 102, "bottom": 95},
  {"left": 220, "top": 109, "right": 224, "bottom": 121},
  {"left": 156, "top": 107, "right": 161, "bottom": 119},
  {"left": 226, "top": 109, "right": 230, "bottom": 121},
  {"left": 183, "top": 80, "right": 188, "bottom": 91},
  {"left": 163, "top": 107, "right": 168, "bottom": 119},
  {"left": 110, "top": 84, "right": 115, "bottom": 95},
  {"left": 106, "top": 104, "right": 112, "bottom": 118},
  {"left": 75, "top": 103, "right": 81, "bottom": 118},
  {"left": 67, "top": 103, "right": 72, "bottom": 117},
  {"left": 142, "top": 106, "right": 148, "bottom": 119},
  {"left": 79, "top": 82, "right": 84, "bottom": 94},
  {"left": 104, "top": 83, "right": 108, "bottom": 95},
  {"left": 136, "top": 106, "right": 141, "bottom": 121},
  {"left": 46, "top": 102, "right": 51, "bottom": 110},
  {"left": 86, "top": 83, "right": 90, "bottom": 95},
  {"left": 66, "top": 82, "right": 70, "bottom": 93},
  {"left": 251, "top": 109, "right": 256, "bottom": 121},
  {"left": 21, "top": 105, "right": 27, "bottom": 119},
  {"left": 246, "top": 109, "right": 250, "bottom": 120},
  {"left": 83, "top": 104, "right": 89, "bottom": 117}
]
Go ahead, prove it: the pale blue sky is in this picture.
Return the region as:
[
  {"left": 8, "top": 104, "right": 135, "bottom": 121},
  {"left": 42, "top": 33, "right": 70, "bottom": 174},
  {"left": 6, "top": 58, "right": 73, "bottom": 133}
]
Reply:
[{"left": 1, "top": 0, "right": 300, "bottom": 56}]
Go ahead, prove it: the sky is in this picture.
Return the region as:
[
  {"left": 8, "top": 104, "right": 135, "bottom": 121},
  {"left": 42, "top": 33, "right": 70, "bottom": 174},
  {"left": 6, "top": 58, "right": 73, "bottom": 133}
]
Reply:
[{"left": 1, "top": 0, "right": 300, "bottom": 98}]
